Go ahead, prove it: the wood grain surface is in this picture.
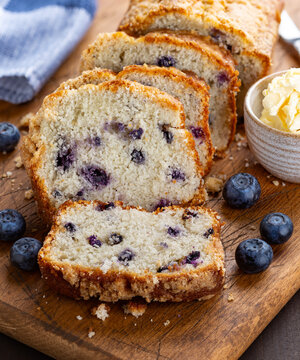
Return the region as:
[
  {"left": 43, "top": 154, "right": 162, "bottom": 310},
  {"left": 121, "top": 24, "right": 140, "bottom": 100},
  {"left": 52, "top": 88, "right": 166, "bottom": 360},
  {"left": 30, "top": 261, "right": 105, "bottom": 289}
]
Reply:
[{"left": 0, "top": 1, "right": 299, "bottom": 359}]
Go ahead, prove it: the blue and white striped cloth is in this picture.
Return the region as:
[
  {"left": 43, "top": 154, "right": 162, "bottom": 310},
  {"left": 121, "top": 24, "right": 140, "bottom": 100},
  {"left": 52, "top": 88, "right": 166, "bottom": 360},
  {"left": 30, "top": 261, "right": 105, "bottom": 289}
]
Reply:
[{"left": 0, "top": 0, "right": 97, "bottom": 104}]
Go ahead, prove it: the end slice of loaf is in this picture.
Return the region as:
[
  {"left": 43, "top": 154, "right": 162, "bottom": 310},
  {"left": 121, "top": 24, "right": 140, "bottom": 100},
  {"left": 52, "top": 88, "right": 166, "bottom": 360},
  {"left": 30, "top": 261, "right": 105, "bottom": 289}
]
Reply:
[
  {"left": 80, "top": 31, "right": 240, "bottom": 154},
  {"left": 119, "top": 0, "right": 283, "bottom": 115},
  {"left": 22, "top": 79, "right": 206, "bottom": 222},
  {"left": 53, "top": 65, "right": 213, "bottom": 174},
  {"left": 38, "top": 201, "right": 225, "bottom": 302}
]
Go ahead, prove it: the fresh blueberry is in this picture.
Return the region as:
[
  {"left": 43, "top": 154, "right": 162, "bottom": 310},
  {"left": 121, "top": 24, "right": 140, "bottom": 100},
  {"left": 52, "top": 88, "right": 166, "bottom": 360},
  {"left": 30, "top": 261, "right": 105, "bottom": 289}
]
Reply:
[
  {"left": 108, "top": 233, "right": 123, "bottom": 245},
  {"left": 167, "top": 226, "right": 181, "bottom": 237},
  {"left": 223, "top": 173, "right": 261, "bottom": 209},
  {"left": 129, "top": 128, "right": 143, "bottom": 140},
  {"left": 190, "top": 126, "right": 205, "bottom": 143},
  {"left": 10, "top": 237, "right": 42, "bottom": 271},
  {"left": 182, "top": 209, "right": 198, "bottom": 220},
  {"left": 0, "top": 209, "right": 26, "bottom": 242},
  {"left": 118, "top": 248, "right": 135, "bottom": 266},
  {"left": 203, "top": 228, "right": 214, "bottom": 238},
  {"left": 235, "top": 238, "right": 273, "bottom": 274},
  {"left": 81, "top": 165, "right": 110, "bottom": 188},
  {"left": 185, "top": 251, "right": 201, "bottom": 266},
  {"left": 56, "top": 145, "right": 76, "bottom": 171},
  {"left": 131, "top": 149, "right": 145, "bottom": 164},
  {"left": 157, "top": 55, "right": 176, "bottom": 67},
  {"left": 88, "top": 235, "right": 102, "bottom": 248},
  {"left": 64, "top": 222, "right": 76, "bottom": 233},
  {"left": 161, "top": 128, "right": 174, "bottom": 144},
  {"left": 170, "top": 168, "right": 185, "bottom": 181},
  {"left": 0, "top": 122, "right": 20, "bottom": 152},
  {"left": 260, "top": 212, "right": 293, "bottom": 244},
  {"left": 95, "top": 202, "right": 115, "bottom": 211}
]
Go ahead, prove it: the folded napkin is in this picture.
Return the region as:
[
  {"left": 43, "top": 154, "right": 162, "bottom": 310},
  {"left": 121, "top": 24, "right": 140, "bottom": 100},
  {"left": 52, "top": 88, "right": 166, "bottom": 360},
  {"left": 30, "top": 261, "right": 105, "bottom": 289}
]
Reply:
[{"left": 0, "top": 0, "right": 97, "bottom": 104}]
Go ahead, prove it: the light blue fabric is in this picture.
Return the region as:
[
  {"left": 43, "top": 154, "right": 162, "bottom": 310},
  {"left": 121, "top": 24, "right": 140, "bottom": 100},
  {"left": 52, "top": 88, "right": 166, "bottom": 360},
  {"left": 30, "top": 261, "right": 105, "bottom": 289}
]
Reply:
[{"left": 0, "top": 0, "right": 97, "bottom": 104}]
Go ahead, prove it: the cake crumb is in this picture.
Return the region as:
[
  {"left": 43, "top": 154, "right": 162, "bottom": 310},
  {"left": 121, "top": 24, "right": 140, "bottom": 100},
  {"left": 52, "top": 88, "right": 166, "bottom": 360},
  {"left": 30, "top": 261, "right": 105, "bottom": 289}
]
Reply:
[
  {"left": 223, "top": 284, "right": 229, "bottom": 289},
  {"left": 282, "top": 182, "right": 286, "bottom": 187},
  {"left": 235, "top": 133, "right": 244, "bottom": 142},
  {"left": 6, "top": 171, "right": 12, "bottom": 178},
  {"left": 227, "top": 293, "right": 235, "bottom": 302},
  {"left": 123, "top": 301, "right": 147, "bottom": 318},
  {"left": 25, "top": 189, "right": 34, "bottom": 200},
  {"left": 150, "top": 319, "right": 153, "bottom": 322},
  {"left": 14, "top": 156, "right": 23, "bottom": 168},
  {"left": 92, "top": 303, "right": 110, "bottom": 321},
  {"left": 20, "top": 112, "right": 33, "bottom": 127},
  {"left": 249, "top": 225, "right": 256, "bottom": 231},
  {"left": 88, "top": 331, "right": 95, "bottom": 339},
  {"left": 205, "top": 177, "right": 224, "bottom": 193},
  {"left": 76, "top": 315, "right": 83, "bottom": 321},
  {"left": 272, "top": 180, "right": 279, "bottom": 186},
  {"left": 229, "top": 156, "right": 234, "bottom": 160},
  {"left": 245, "top": 162, "right": 249, "bottom": 168},
  {"left": 164, "top": 320, "right": 170, "bottom": 326}
]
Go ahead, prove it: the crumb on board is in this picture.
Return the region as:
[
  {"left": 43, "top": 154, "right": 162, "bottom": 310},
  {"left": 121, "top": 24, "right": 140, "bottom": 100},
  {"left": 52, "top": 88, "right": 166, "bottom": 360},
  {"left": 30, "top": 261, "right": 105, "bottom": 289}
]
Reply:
[
  {"left": 249, "top": 225, "right": 256, "bottom": 231},
  {"left": 20, "top": 112, "right": 34, "bottom": 128},
  {"left": 223, "top": 284, "right": 229, "bottom": 289},
  {"left": 88, "top": 331, "right": 95, "bottom": 338},
  {"left": 229, "top": 156, "right": 234, "bottom": 160},
  {"left": 282, "top": 182, "right": 286, "bottom": 186},
  {"left": 123, "top": 301, "right": 147, "bottom": 318},
  {"left": 272, "top": 180, "right": 280, "bottom": 186},
  {"left": 205, "top": 177, "right": 224, "bottom": 193},
  {"left": 14, "top": 156, "right": 23, "bottom": 168},
  {"left": 6, "top": 171, "right": 13, "bottom": 178},
  {"left": 164, "top": 320, "right": 170, "bottom": 326},
  {"left": 92, "top": 303, "right": 110, "bottom": 321},
  {"left": 227, "top": 293, "right": 235, "bottom": 302},
  {"left": 235, "top": 133, "right": 244, "bottom": 142},
  {"left": 25, "top": 189, "right": 34, "bottom": 200},
  {"left": 76, "top": 315, "right": 83, "bottom": 321}
]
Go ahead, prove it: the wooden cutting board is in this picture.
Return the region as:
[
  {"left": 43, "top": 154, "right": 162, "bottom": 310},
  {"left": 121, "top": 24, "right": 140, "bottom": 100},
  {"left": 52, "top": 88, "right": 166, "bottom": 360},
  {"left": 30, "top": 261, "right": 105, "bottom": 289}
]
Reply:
[{"left": 0, "top": 1, "right": 299, "bottom": 359}]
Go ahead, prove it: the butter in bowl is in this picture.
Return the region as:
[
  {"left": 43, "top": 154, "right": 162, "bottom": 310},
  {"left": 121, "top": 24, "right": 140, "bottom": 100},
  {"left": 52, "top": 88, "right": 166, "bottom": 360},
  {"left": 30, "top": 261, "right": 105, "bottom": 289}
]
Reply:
[{"left": 244, "top": 68, "right": 300, "bottom": 183}]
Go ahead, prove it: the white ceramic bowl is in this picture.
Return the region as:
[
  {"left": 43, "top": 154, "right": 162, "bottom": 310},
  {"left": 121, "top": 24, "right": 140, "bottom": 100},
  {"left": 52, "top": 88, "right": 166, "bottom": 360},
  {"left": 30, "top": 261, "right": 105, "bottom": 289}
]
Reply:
[{"left": 244, "top": 70, "right": 300, "bottom": 183}]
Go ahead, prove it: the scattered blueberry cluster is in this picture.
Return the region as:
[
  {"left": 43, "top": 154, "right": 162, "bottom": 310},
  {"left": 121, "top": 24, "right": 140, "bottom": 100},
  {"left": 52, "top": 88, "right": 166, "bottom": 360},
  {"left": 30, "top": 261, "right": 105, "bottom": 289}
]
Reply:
[
  {"left": 222, "top": 172, "right": 294, "bottom": 274},
  {"left": 0, "top": 209, "right": 41, "bottom": 271}
]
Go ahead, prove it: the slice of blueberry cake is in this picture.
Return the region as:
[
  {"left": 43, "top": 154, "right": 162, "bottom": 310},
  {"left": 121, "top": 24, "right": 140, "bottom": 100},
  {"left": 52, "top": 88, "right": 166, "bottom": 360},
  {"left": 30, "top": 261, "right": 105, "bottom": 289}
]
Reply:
[
  {"left": 22, "top": 79, "right": 206, "bottom": 222},
  {"left": 50, "top": 65, "right": 213, "bottom": 174},
  {"left": 38, "top": 201, "right": 225, "bottom": 302},
  {"left": 80, "top": 31, "right": 240, "bottom": 154}
]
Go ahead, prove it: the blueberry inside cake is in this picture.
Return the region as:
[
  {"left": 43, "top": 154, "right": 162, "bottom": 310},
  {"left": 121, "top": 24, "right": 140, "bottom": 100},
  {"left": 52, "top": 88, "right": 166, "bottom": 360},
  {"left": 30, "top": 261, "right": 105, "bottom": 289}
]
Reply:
[
  {"left": 22, "top": 79, "right": 206, "bottom": 221},
  {"left": 39, "top": 201, "right": 225, "bottom": 302}
]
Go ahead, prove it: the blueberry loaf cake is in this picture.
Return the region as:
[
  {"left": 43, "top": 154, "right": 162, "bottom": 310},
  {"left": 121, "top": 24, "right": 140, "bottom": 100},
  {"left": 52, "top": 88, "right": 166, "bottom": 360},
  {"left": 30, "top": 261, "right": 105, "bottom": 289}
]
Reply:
[
  {"left": 38, "top": 201, "right": 225, "bottom": 302},
  {"left": 21, "top": 79, "right": 206, "bottom": 222},
  {"left": 119, "top": 0, "right": 283, "bottom": 115},
  {"left": 80, "top": 31, "right": 240, "bottom": 154},
  {"left": 54, "top": 65, "right": 213, "bottom": 174}
]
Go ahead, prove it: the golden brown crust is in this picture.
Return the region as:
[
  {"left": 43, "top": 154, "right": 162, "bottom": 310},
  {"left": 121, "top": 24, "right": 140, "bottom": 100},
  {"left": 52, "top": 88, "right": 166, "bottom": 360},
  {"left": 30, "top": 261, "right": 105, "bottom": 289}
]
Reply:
[
  {"left": 119, "top": 0, "right": 283, "bottom": 61},
  {"left": 21, "top": 79, "right": 206, "bottom": 224},
  {"left": 38, "top": 201, "right": 225, "bottom": 302}
]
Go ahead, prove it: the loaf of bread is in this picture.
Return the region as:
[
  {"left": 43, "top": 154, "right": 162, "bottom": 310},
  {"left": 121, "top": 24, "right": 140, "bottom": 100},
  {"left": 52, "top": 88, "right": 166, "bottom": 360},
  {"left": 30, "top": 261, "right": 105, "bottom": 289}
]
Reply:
[
  {"left": 38, "top": 200, "right": 225, "bottom": 302},
  {"left": 119, "top": 0, "right": 283, "bottom": 115},
  {"left": 55, "top": 65, "right": 213, "bottom": 174},
  {"left": 21, "top": 79, "right": 206, "bottom": 222},
  {"left": 80, "top": 31, "right": 240, "bottom": 154}
]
